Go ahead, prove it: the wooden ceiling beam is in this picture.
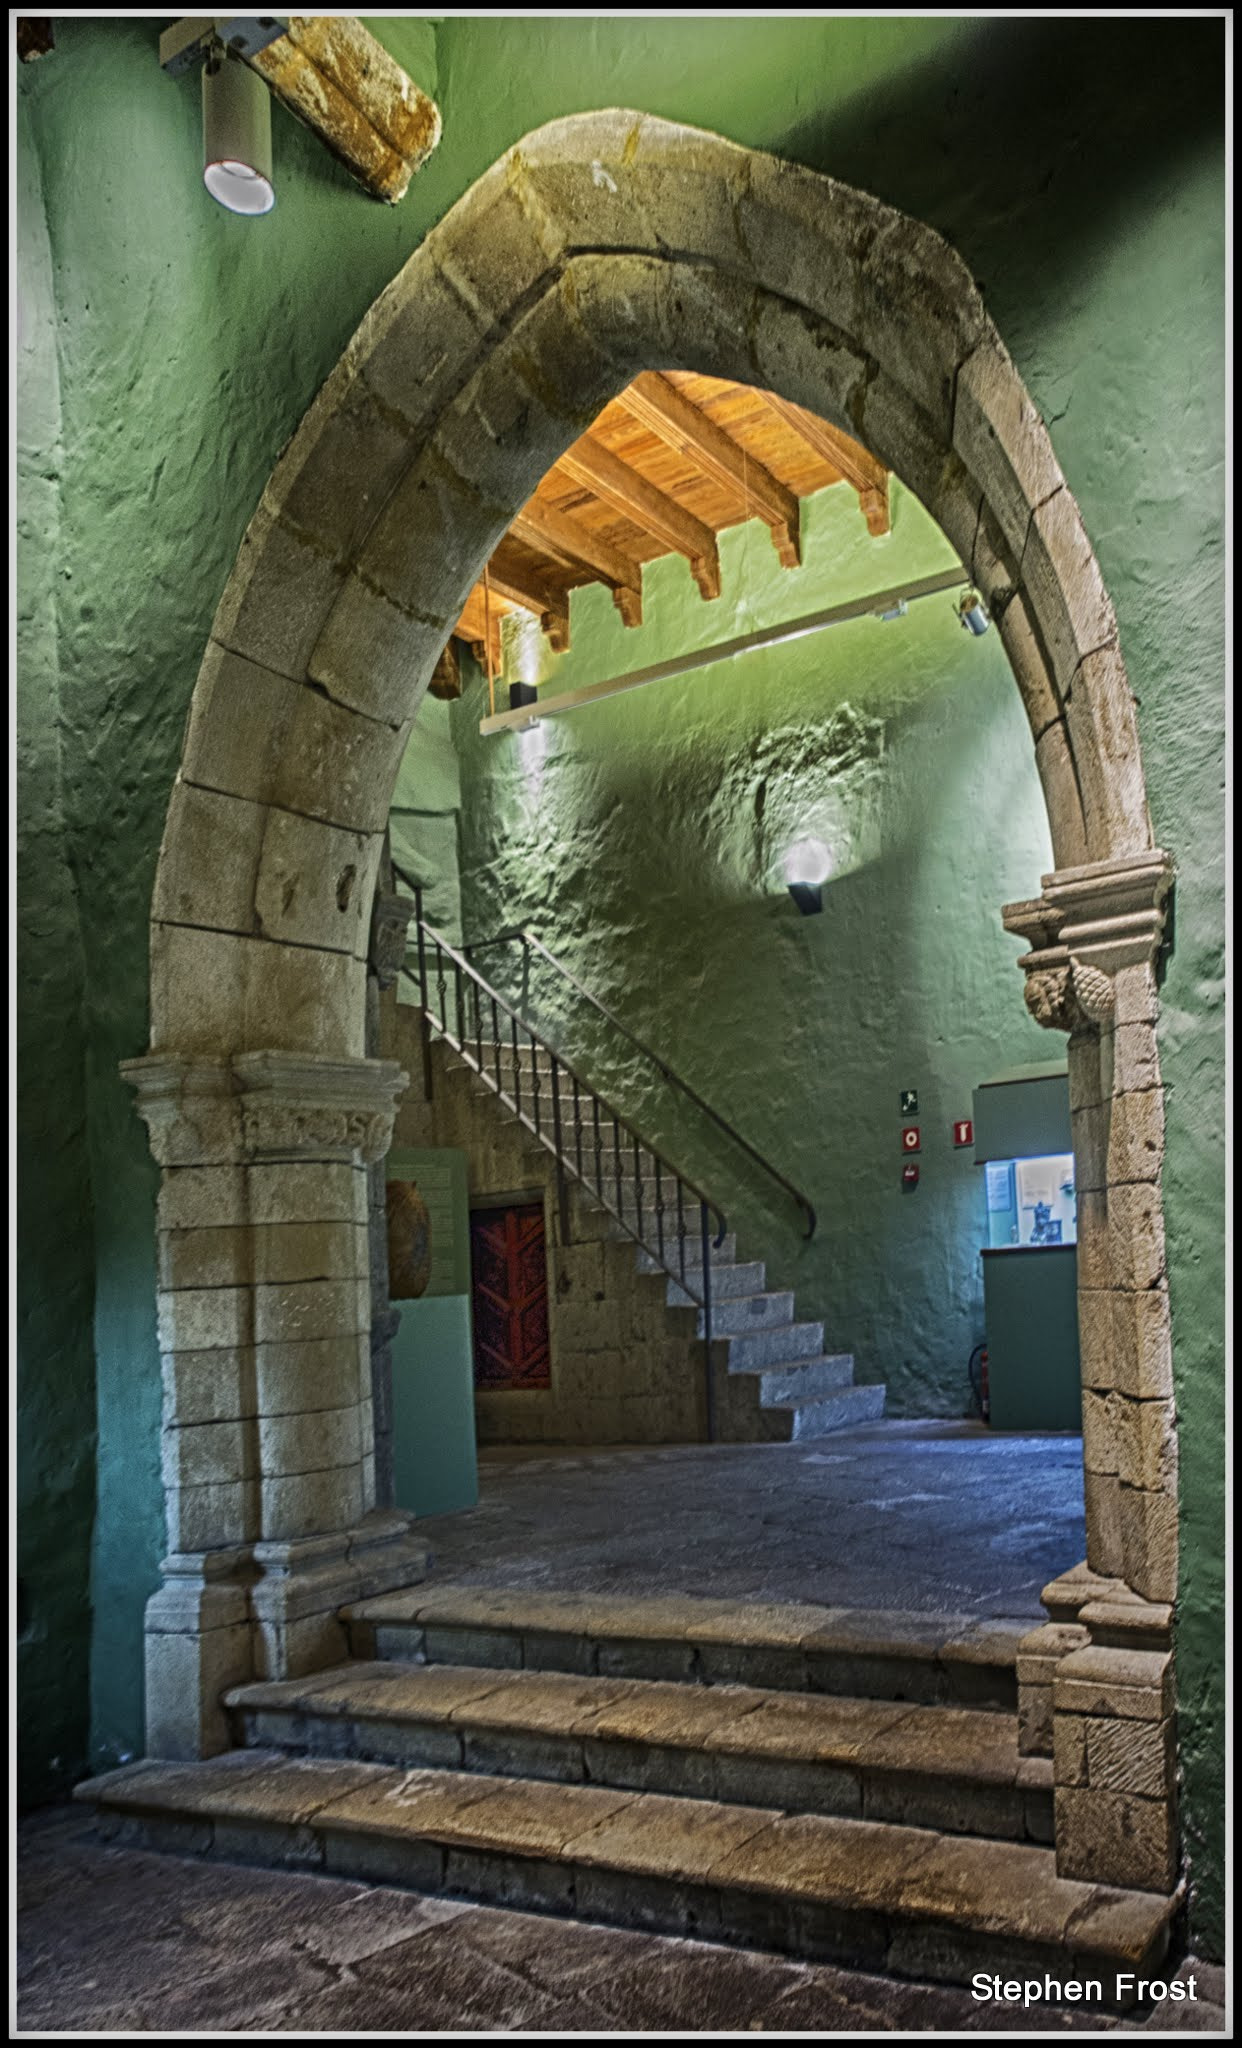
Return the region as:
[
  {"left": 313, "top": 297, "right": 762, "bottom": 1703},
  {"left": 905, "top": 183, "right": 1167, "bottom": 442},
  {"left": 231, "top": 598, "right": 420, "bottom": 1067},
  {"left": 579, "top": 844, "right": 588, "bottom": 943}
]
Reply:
[
  {"left": 555, "top": 437, "right": 722, "bottom": 601},
  {"left": 482, "top": 549, "right": 572, "bottom": 653},
  {"left": 617, "top": 373, "right": 802, "bottom": 569},
  {"left": 453, "top": 589, "right": 505, "bottom": 677},
  {"left": 760, "top": 393, "right": 891, "bottom": 536},
  {"left": 511, "top": 498, "right": 644, "bottom": 628}
]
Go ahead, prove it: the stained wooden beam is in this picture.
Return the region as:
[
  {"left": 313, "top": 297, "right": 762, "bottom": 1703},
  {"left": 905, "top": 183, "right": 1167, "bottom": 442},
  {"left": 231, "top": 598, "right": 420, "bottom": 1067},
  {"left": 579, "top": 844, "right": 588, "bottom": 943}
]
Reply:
[
  {"left": 760, "top": 393, "right": 891, "bottom": 537},
  {"left": 453, "top": 590, "right": 505, "bottom": 677},
  {"left": 248, "top": 16, "right": 441, "bottom": 205},
  {"left": 482, "top": 546, "right": 572, "bottom": 653},
  {"left": 555, "top": 438, "right": 722, "bottom": 601},
  {"left": 617, "top": 373, "right": 801, "bottom": 569},
  {"left": 511, "top": 499, "right": 644, "bottom": 628}
]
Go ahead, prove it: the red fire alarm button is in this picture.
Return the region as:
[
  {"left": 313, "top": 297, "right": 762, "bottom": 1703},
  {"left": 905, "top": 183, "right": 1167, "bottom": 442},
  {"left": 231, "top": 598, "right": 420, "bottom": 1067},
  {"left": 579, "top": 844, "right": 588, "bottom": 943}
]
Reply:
[
  {"left": 901, "top": 1126, "right": 921, "bottom": 1153},
  {"left": 902, "top": 1162, "right": 919, "bottom": 1187},
  {"left": 953, "top": 1120, "right": 974, "bottom": 1147}
]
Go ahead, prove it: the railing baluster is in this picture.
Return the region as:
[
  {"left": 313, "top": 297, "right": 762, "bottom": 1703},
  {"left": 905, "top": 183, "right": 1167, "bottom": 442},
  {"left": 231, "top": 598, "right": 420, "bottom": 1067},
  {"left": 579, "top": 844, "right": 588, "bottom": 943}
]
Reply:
[
  {"left": 654, "top": 1157, "right": 665, "bottom": 1264},
  {"left": 676, "top": 1179, "right": 687, "bottom": 1292},
  {"left": 633, "top": 1133, "right": 643, "bottom": 1244},
  {"left": 701, "top": 1200, "right": 716, "bottom": 1444},
  {"left": 592, "top": 1096, "right": 603, "bottom": 1207},
  {"left": 550, "top": 1054, "right": 569, "bottom": 1241},
  {"left": 511, "top": 1009, "right": 522, "bottom": 1123},
  {"left": 491, "top": 997, "right": 501, "bottom": 1100},
  {"left": 531, "top": 1030, "right": 542, "bottom": 1138},
  {"left": 613, "top": 1115, "right": 623, "bottom": 1224},
  {"left": 414, "top": 887, "right": 434, "bottom": 1102},
  {"left": 573, "top": 1077, "right": 583, "bottom": 1183}
]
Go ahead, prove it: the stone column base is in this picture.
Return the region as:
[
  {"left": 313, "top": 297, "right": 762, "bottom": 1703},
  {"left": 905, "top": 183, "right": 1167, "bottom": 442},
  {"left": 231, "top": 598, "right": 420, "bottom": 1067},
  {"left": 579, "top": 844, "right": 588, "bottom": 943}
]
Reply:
[
  {"left": 1036, "top": 1562, "right": 1177, "bottom": 1893},
  {"left": 143, "top": 1509, "right": 430, "bottom": 1759}
]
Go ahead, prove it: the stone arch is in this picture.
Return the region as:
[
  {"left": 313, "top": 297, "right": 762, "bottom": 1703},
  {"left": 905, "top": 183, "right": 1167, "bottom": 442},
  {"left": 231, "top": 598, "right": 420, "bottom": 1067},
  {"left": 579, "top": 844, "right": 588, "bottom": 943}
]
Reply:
[{"left": 126, "top": 113, "right": 1177, "bottom": 1861}]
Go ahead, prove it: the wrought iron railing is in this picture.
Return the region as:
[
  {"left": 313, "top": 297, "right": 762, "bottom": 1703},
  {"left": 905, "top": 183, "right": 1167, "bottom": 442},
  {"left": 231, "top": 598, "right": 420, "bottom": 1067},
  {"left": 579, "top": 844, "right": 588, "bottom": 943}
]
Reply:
[
  {"left": 401, "top": 887, "right": 727, "bottom": 1439},
  {"left": 461, "top": 925, "right": 817, "bottom": 1242}
]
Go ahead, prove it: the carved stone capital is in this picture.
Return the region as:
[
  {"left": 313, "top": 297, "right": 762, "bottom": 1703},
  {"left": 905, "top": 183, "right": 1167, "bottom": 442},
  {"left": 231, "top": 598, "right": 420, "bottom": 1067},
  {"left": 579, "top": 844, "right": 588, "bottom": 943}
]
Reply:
[
  {"left": 121, "top": 1054, "right": 238, "bottom": 1166},
  {"left": 369, "top": 890, "right": 417, "bottom": 992},
  {"left": 1004, "top": 849, "right": 1174, "bottom": 1036},
  {"left": 123, "top": 1050, "right": 408, "bottom": 1166},
  {"left": 234, "top": 1050, "right": 408, "bottom": 1163}
]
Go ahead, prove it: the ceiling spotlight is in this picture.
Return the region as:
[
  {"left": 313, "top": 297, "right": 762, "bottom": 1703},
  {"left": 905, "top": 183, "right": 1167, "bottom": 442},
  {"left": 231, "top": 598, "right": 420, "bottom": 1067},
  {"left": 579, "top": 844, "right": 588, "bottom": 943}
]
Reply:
[
  {"left": 957, "top": 589, "right": 991, "bottom": 636},
  {"left": 202, "top": 45, "right": 274, "bottom": 215},
  {"left": 784, "top": 837, "right": 832, "bottom": 915}
]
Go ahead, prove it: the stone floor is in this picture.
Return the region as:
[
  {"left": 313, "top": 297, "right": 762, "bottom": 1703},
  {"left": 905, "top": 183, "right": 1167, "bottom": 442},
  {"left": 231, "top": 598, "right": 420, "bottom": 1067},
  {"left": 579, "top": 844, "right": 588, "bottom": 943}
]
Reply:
[
  {"left": 16, "top": 1808, "right": 1227, "bottom": 2034},
  {"left": 420, "top": 1422, "right": 1087, "bottom": 1621}
]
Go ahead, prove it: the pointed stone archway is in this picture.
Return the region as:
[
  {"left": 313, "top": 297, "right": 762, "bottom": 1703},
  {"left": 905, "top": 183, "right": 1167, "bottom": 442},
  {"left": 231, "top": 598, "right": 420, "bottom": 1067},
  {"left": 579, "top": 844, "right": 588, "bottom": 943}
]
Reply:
[{"left": 123, "top": 112, "right": 1178, "bottom": 1893}]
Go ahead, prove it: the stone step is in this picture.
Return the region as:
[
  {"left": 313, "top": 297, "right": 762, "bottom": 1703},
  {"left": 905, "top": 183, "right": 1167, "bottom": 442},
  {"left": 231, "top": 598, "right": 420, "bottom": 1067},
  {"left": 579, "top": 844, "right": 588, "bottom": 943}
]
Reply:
[
  {"left": 667, "top": 1261, "right": 767, "bottom": 1307},
  {"left": 758, "top": 1354, "right": 856, "bottom": 1406},
  {"left": 635, "top": 1234, "right": 738, "bottom": 1273},
  {"left": 725, "top": 1320, "right": 825, "bottom": 1371},
  {"left": 347, "top": 1588, "right": 1025, "bottom": 1709},
  {"left": 224, "top": 1660, "right": 1052, "bottom": 1844},
  {"left": 696, "top": 1291, "right": 796, "bottom": 1337},
  {"left": 74, "top": 1752, "right": 1175, "bottom": 2002},
  {"left": 784, "top": 1383, "right": 888, "bottom": 1440}
]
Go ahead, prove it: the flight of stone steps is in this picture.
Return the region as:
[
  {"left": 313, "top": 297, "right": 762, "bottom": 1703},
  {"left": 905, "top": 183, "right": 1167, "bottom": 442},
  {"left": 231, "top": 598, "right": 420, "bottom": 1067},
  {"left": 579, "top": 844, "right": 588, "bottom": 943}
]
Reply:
[
  {"left": 75, "top": 1587, "right": 1177, "bottom": 2005},
  {"left": 445, "top": 1037, "right": 886, "bottom": 1443}
]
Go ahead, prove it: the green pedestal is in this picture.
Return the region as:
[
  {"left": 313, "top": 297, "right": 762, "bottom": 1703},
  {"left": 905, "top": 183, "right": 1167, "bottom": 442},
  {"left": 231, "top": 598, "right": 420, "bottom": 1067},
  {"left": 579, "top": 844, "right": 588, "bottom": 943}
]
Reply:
[
  {"left": 390, "top": 1296, "right": 479, "bottom": 1517},
  {"left": 386, "top": 1144, "right": 478, "bottom": 1517},
  {"left": 982, "top": 1244, "right": 1082, "bottom": 1431}
]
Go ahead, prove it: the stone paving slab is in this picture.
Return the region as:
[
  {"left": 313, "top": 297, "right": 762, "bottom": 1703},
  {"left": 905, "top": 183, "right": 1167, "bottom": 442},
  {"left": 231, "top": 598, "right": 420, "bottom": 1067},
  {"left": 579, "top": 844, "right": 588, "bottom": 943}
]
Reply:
[{"left": 393, "top": 1430, "right": 1085, "bottom": 1623}]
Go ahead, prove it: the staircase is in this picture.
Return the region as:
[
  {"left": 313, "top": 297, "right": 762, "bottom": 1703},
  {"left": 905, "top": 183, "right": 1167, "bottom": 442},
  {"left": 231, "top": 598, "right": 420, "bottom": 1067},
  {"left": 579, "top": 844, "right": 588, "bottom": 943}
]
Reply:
[
  {"left": 75, "top": 1588, "right": 1178, "bottom": 2005},
  {"left": 449, "top": 1038, "right": 885, "bottom": 1444},
  {"left": 404, "top": 899, "right": 885, "bottom": 1444}
]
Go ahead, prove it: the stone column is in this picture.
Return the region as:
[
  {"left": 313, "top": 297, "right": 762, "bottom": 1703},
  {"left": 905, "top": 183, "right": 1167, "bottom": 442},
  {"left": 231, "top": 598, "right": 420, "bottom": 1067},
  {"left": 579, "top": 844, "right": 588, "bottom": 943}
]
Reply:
[
  {"left": 124, "top": 1046, "right": 428, "bottom": 1760},
  {"left": 1003, "top": 849, "right": 1180, "bottom": 1892}
]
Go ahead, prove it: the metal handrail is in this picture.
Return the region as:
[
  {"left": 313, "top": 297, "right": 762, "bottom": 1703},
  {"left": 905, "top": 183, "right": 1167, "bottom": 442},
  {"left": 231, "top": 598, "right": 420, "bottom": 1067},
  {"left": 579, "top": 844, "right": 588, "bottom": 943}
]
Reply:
[
  {"left": 460, "top": 922, "right": 817, "bottom": 1241},
  {"left": 400, "top": 890, "right": 726, "bottom": 1437}
]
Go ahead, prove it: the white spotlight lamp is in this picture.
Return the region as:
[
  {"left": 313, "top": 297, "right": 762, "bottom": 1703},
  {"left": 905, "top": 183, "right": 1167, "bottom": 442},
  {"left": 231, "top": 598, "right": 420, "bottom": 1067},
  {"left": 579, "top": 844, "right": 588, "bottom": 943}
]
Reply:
[
  {"left": 202, "top": 45, "right": 275, "bottom": 215},
  {"left": 784, "top": 837, "right": 832, "bottom": 916},
  {"left": 956, "top": 588, "right": 991, "bottom": 636}
]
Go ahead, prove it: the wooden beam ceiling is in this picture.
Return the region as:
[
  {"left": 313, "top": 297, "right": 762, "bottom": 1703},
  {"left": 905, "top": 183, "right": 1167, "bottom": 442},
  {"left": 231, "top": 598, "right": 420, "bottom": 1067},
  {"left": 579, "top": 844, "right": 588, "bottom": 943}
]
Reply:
[
  {"left": 449, "top": 372, "right": 892, "bottom": 669},
  {"left": 617, "top": 373, "right": 802, "bottom": 569}
]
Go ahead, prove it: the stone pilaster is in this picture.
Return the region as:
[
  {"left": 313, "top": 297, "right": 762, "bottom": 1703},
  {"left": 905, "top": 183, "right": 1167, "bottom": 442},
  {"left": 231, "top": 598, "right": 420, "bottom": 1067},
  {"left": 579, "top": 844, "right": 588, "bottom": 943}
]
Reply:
[
  {"left": 123, "top": 1046, "right": 428, "bottom": 1758},
  {"left": 1002, "top": 850, "right": 1177, "bottom": 1603}
]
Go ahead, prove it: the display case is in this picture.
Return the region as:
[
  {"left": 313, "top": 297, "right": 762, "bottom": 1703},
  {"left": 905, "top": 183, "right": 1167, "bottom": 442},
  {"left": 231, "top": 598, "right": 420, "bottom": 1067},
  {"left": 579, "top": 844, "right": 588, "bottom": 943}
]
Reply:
[{"left": 984, "top": 1152, "right": 1077, "bottom": 1249}]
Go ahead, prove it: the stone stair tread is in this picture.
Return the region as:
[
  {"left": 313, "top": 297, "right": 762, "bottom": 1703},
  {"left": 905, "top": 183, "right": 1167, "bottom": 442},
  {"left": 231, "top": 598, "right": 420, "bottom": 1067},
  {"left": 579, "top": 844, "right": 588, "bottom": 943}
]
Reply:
[
  {"left": 348, "top": 1586, "right": 1024, "bottom": 1668},
  {"left": 227, "top": 1659, "right": 1043, "bottom": 1786},
  {"left": 75, "top": 1750, "right": 1174, "bottom": 1964}
]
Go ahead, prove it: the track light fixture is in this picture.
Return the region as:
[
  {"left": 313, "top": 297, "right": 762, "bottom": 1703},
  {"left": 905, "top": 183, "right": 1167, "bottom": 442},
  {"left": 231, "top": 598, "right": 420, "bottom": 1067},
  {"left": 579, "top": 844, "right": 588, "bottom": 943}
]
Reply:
[
  {"left": 957, "top": 589, "right": 991, "bottom": 636},
  {"left": 202, "top": 43, "right": 275, "bottom": 215}
]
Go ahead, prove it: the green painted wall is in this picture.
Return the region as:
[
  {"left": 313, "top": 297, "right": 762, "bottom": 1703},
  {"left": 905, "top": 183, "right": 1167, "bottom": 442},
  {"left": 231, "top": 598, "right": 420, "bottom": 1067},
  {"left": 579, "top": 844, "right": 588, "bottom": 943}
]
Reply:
[
  {"left": 16, "top": 87, "right": 98, "bottom": 1803},
  {"left": 16, "top": 16, "right": 1222, "bottom": 1948},
  {"left": 452, "top": 484, "right": 1057, "bottom": 1419}
]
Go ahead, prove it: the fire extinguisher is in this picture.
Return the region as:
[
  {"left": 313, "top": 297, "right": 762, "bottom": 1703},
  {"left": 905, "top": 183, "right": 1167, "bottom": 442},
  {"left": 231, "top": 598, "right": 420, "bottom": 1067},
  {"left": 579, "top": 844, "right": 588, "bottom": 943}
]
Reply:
[{"left": 969, "top": 1342, "right": 990, "bottom": 1422}]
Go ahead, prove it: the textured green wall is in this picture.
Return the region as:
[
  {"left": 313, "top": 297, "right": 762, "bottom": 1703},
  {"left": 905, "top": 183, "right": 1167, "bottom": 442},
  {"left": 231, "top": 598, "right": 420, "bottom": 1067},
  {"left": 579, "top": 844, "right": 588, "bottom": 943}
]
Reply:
[
  {"left": 16, "top": 89, "right": 98, "bottom": 1803},
  {"left": 17, "top": 15, "right": 1222, "bottom": 1948},
  {"left": 452, "top": 485, "right": 1056, "bottom": 1417}
]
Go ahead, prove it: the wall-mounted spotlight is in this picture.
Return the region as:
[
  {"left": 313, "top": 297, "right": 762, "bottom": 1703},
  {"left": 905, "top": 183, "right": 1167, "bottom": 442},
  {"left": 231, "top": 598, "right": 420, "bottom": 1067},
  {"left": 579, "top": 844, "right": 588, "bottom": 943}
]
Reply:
[
  {"left": 784, "top": 837, "right": 832, "bottom": 916},
  {"left": 202, "top": 45, "right": 274, "bottom": 214},
  {"left": 957, "top": 589, "right": 991, "bottom": 636}
]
